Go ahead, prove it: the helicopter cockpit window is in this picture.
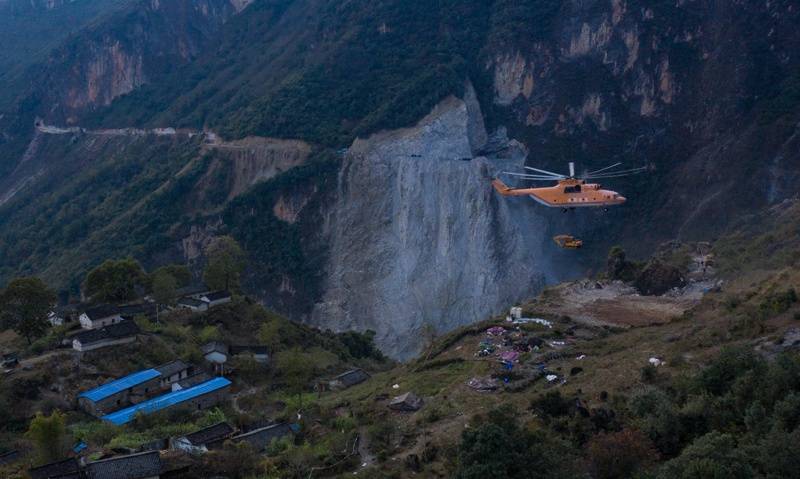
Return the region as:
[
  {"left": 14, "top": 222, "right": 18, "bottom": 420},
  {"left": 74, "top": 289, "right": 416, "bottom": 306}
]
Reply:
[{"left": 564, "top": 185, "right": 582, "bottom": 194}]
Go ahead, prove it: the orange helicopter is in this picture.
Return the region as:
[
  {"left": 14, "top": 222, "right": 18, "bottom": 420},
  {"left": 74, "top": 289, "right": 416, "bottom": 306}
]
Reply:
[{"left": 492, "top": 161, "right": 646, "bottom": 210}]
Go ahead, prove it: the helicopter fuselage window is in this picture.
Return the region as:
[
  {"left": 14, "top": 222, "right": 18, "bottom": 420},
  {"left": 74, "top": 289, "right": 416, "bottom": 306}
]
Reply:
[{"left": 564, "top": 185, "right": 582, "bottom": 194}]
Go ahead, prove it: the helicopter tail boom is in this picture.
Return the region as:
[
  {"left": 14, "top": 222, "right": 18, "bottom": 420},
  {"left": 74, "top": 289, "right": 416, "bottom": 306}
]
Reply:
[{"left": 492, "top": 178, "right": 526, "bottom": 196}]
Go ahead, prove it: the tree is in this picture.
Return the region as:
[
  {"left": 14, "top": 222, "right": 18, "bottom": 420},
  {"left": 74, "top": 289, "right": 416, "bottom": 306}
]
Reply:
[
  {"left": 203, "top": 236, "right": 246, "bottom": 291},
  {"left": 259, "top": 320, "right": 282, "bottom": 350},
  {"left": 26, "top": 410, "right": 68, "bottom": 465},
  {"left": 150, "top": 264, "right": 191, "bottom": 288},
  {"left": 455, "top": 405, "right": 578, "bottom": 479},
  {"left": 586, "top": 429, "right": 658, "bottom": 479},
  {"left": 656, "top": 432, "right": 753, "bottom": 479},
  {"left": 277, "top": 347, "right": 314, "bottom": 409},
  {"left": 0, "top": 277, "right": 56, "bottom": 344},
  {"left": 85, "top": 258, "right": 146, "bottom": 302},
  {"left": 150, "top": 269, "right": 178, "bottom": 323}
]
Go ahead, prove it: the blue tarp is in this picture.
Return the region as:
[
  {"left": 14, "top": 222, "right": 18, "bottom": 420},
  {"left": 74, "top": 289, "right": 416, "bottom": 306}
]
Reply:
[
  {"left": 102, "top": 377, "right": 232, "bottom": 425},
  {"left": 78, "top": 369, "right": 161, "bottom": 402}
]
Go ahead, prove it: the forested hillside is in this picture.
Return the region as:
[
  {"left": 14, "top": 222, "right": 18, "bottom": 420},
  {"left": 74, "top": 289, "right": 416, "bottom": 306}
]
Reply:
[{"left": 1, "top": 0, "right": 799, "bottom": 356}]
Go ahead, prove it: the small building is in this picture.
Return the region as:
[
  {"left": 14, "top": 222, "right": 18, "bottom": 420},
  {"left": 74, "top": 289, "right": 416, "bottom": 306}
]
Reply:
[
  {"left": 118, "top": 303, "right": 158, "bottom": 321},
  {"left": 175, "top": 284, "right": 212, "bottom": 300},
  {"left": 84, "top": 450, "right": 161, "bottom": 479},
  {"left": 177, "top": 297, "right": 208, "bottom": 312},
  {"left": 79, "top": 305, "right": 124, "bottom": 330},
  {"left": 78, "top": 369, "right": 162, "bottom": 417},
  {"left": 174, "top": 372, "right": 212, "bottom": 391},
  {"left": 201, "top": 291, "right": 232, "bottom": 308},
  {"left": 172, "top": 422, "right": 236, "bottom": 453},
  {"left": 231, "top": 423, "right": 293, "bottom": 452},
  {"left": 154, "top": 360, "right": 192, "bottom": 389},
  {"left": 230, "top": 345, "right": 269, "bottom": 364},
  {"left": 1, "top": 352, "right": 19, "bottom": 369},
  {"left": 48, "top": 310, "right": 66, "bottom": 326},
  {"left": 329, "top": 368, "right": 370, "bottom": 390},
  {"left": 29, "top": 457, "right": 81, "bottom": 479},
  {"left": 48, "top": 304, "right": 83, "bottom": 327},
  {"left": 72, "top": 320, "right": 140, "bottom": 352},
  {"left": 202, "top": 342, "right": 228, "bottom": 373},
  {"left": 101, "top": 377, "right": 232, "bottom": 426},
  {"left": 0, "top": 449, "right": 21, "bottom": 466},
  {"left": 388, "top": 392, "right": 423, "bottom": 411}
]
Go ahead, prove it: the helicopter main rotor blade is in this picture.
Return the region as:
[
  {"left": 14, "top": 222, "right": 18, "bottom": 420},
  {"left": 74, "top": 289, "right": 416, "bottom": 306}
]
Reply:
[
  {"left": 502, "top": 172, "right": 561, "bottom": 180},
  {"left": 581, "top": 166, "right": 648, "bottom": 179},
  {"left": 585, "top": 162, "right": 622, "bottom": 176},
  {"left": 524, "top": 166, "right": 566, "bottom": 178}
]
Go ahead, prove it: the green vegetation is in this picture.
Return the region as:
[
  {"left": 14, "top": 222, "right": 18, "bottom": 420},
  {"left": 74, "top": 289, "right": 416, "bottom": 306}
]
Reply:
[
  {"left": 0, "top": 276, "right": 56, "bottom": 344},
  {"left": 0, "top": 135, "right": 206, "bottom": 293},
  {"left": 223, "top": 151, "right": 340, "bottom": 304},
  {"left": 455, "top": 405, "right": 577, "bottom": 479},
  {"left": 26, "top": 410, "right": 68, "bottom": 465},
  {"left": 150, "top": 269, "right": 177, "bottom": 309},
  {"left": 90, "top": 0, "right": 495, "bottom": 147},
  {"left": 85, "top": 258, "right": 146, "bottom": 302},
  {"left": 202, "top": 236, "right": 245, "bottom": 292},
  {"left": 0, "top": 0, "right": 132, "bottom": 108}
]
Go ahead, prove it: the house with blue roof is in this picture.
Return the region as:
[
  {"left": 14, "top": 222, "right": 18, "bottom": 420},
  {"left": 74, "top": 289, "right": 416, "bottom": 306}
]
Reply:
[
  {"left": 78, "top": 361, "right": 194, "bottom": 417},
  {"left": 78, "top": 369, "right": 162, "bottom": 417},
  {"left": 102, "top": 377, "right": 232, "bottom": 425}
]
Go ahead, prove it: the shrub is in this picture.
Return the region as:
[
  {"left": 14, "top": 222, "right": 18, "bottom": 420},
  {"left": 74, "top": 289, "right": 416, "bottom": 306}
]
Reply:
[
  {"left": 656, "top": 432, "right": 752, "bottom": 479},
  {"left": 586, "top": 429, "right": 658, "bottom": 479},
  {"left": 530, "top": 391, "right": 572, "bottom": 420}
]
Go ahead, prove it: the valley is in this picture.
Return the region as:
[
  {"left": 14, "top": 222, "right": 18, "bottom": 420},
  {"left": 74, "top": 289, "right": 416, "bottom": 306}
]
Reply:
[{"left": 0, "top": 1, "right": 799, "bottom": 477}]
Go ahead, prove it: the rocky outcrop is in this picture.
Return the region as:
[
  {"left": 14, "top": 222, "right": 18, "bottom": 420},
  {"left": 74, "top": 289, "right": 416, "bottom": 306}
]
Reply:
[
  {"left": 312, "top": 90, "right": 552, "bottom": 359},
  {"left": 29, "top": 0, "right": 244, "bottom": 122}
]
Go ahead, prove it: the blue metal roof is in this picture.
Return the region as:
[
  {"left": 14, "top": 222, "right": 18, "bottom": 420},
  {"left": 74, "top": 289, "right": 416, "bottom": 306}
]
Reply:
[
  {"left": 78, "top": 369, "right": 161, "bottom": 402},
  {"left": 101, "top": 377, "right": 232, "bottom": 425}
]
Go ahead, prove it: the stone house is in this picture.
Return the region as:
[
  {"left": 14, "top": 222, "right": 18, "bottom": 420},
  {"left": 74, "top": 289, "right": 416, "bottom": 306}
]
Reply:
[
  {"left": 78, "top": 369, "right": 162, "bottom": 417},
  {"left": 72, "top": 320, "right": 140, "bottom": 352},
  {"left": 79, "top": 304, "right": 124, "bottom": 329}
]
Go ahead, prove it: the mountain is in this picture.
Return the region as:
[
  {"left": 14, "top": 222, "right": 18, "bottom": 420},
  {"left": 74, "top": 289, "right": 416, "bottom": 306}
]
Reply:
[
  {"left": 0, "top": 0, "right": 132, "bottom": 108},
  {"left": 1, "top": 0, "right": 799, "bottom": 358}
]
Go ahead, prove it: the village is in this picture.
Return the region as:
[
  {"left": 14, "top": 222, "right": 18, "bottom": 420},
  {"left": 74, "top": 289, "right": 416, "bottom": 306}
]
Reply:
[
  {"left": 0, "top": 240, "right": 396, "bottom": 479},
  {"left": 0, "top": 240, "right": 726, "bottom": 479},
  {"left": 0, "top": 272, "right": 392, "bottom": 478},
  {"left": 0, "top": 236, "right": 798, "bottom": 479}
]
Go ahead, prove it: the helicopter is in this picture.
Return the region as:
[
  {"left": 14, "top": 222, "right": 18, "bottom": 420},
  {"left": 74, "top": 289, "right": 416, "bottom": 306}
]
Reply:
[{"left": 491, "top": 161, "right": 646, "bottom": 210}]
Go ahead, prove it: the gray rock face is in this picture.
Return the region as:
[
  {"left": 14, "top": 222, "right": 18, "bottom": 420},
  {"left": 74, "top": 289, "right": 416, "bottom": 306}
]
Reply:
[{"left": 312, "top": 90, "right": 552, "bottom": 359}]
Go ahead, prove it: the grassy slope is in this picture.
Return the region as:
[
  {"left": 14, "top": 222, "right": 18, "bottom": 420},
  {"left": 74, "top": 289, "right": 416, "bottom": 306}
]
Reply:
[{"left": 304, "top": 204, "right": 800, "bottom": 477}]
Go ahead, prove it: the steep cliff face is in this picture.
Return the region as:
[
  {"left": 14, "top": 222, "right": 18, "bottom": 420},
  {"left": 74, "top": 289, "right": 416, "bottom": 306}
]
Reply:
[
  {"left": 37, "top": 0, "right": 242, "bottom": 123},
  {"left": 313, "top": 88, "right": 554, "bottom": 358},
  {"left": 482, "top": 0, "right": 800, "bottom": 249},
  {"left": 0, "top": 0, "right": 131, "bottom": 108},
  {"left": 2, "top": 0, "right": 800, "bottom": 360}
]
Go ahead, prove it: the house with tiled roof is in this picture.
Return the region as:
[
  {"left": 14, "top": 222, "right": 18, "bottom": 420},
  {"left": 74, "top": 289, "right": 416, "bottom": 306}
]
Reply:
[
  {"left": 329, "top": 368, "right": 370, "bottom": 390},
  {"left": 28, "top": 457, "right": 81, "bottom": 479},
  {"left": 231, "top": 423, "right": 293, "bottom": 452},
  {"left": 230, "top": 345, "right": 270, "bottom": 364},
  {"left": 154, "top": 360, "right": 192, "bottom": 389},
  {"left": 84, "top": 450, "right": 161, "bottom": 479},
  {"left": 200, "top": 291, "right": 232, "bottom": 307},
  {"left": 72, "top": 320, "right": 140, "bottom": 352},
  {"left": 79, "top": 304, "right": 123, "bottom": 329},
  {"left": 176, "top": 297, "right": 208, "bottom": 312},
  {"left": 172, "top": 422, "right": 236, "bottom": 453}
]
